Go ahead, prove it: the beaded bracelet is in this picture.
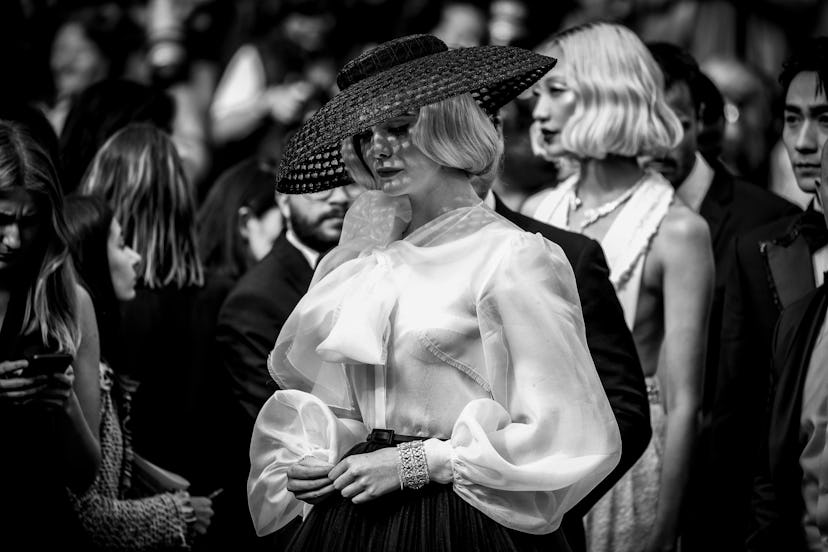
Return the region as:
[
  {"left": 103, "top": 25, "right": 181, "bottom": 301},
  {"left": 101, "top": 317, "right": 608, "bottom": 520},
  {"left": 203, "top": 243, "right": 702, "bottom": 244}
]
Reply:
[{"left": 397, "top": 441, "right": 430, "bottom": 490}]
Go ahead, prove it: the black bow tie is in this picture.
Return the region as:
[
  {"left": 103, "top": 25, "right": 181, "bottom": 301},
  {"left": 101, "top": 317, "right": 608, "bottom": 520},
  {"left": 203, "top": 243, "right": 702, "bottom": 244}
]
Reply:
[{"left": 797, "top": 208, "right": 828, "bottom": 252}]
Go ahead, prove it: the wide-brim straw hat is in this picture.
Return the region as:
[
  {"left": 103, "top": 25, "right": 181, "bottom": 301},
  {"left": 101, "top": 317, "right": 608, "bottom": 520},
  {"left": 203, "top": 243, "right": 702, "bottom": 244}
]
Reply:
[{"left": 275, "top": 34, "right": 557, "bottom": 194}]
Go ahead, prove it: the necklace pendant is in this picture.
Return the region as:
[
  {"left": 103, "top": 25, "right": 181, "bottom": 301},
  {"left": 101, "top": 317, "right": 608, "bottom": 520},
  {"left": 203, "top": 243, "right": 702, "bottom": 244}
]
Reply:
[{"left": 570, "top": 195, "right": 582, "bottom": 211}]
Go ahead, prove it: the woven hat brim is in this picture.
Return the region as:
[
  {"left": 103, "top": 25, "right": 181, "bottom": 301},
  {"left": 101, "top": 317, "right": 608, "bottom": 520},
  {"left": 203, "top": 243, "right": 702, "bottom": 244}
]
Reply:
[{"left": 276, "top": 45, "right": 556, "bottom": 194}]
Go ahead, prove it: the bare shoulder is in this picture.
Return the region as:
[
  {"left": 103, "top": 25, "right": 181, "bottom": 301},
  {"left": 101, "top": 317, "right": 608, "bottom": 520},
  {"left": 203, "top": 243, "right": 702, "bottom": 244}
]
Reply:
[
  {"left": 658, "top": 201, "right": 711, "bottom": 249},
  {"left": 74, "top": 283, "right": 93, "bottom": 311},
  {"left": 649, "top": 201, "right": 712, "bottom": 278},
  {"left": 74, "top": 284, "right": 98, "bottom": 328}
]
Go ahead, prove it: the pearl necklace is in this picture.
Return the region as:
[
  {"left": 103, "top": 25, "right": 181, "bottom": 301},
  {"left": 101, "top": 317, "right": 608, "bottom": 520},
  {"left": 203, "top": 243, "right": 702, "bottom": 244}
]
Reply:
[{"left": 569, "top": 178, "right": 645, "bottom": 232}]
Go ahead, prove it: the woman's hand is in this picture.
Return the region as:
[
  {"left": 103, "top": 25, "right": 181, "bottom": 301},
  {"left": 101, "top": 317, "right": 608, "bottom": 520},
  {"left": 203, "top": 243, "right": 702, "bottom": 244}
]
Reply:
[
  {"left": 189, "top": 495, "right": 215, "bottom": 536},
  {"left": 37, "top": 367, "right": 76, "bottom": 410},
  {"left": 329, "top": 447, "right": 400, "bottom": 504},
  {"left": 286, "top": 456, "right": 336, "bottom": 505},
  {"left": 0, "top": 360, "right": 48, "bottom": 405}
]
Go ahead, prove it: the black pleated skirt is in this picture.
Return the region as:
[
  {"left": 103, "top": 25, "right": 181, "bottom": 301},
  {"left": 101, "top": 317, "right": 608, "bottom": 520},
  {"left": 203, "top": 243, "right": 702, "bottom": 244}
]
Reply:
[{"left": 286, "top": 441, "right": 572, "bottom": 552}]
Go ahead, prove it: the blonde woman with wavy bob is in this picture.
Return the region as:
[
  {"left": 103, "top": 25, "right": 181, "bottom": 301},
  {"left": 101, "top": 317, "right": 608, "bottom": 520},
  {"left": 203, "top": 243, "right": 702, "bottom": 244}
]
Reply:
[
  {"left": 533, "top": 23, "right": 682, "bottom": 162},
  {"left": 523, "top": 23, "right": 715, "bottom": 552}
]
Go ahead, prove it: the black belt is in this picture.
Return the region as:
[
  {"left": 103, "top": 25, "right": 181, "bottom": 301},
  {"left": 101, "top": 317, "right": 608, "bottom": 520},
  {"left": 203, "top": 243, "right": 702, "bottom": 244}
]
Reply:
[{"left": 366, "top": 428, "right": 428, "bottom": 445}]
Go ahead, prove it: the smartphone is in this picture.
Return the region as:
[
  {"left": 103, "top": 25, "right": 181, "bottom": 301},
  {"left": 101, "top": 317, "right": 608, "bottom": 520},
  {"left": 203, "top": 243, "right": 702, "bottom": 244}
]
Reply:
[{"left": 25, "top": 353, "right": 74, "bottom": 377}]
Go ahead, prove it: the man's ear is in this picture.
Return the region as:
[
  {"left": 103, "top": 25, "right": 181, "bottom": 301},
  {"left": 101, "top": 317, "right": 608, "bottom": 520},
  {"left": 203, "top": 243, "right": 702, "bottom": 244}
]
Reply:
[
  {"left": 277, "top": 193, "right": 291, "bottom": 220},
  {"left": 238, "top": 206, "right": 253, "bottom": 240}
]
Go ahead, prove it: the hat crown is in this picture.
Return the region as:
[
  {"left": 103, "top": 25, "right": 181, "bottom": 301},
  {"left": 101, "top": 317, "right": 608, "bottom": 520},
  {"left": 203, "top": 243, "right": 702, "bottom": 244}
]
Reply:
[{"left": 336, "top": 34, "right": 448, "bottom": 90}]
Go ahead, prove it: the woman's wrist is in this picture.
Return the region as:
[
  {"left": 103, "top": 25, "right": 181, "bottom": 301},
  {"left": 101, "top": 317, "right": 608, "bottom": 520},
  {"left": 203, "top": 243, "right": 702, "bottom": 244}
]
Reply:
[
  {"left": 173, "top": 491, "right": 197, "bottom": 525},
  {"left": 397, "top": 441, "right": 429, "bottom": 490}
]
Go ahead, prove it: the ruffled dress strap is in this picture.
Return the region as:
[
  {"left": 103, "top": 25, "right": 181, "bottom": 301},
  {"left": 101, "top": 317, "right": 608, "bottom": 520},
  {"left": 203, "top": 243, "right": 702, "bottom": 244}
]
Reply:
[{"left": 599, "top": 172, "right": 674, "bottom": 329}]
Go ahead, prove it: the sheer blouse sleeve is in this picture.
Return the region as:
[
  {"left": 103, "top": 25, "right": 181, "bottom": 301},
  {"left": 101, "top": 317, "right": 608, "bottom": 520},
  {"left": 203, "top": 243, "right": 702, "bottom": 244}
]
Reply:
[
  {"left": 424, "top": 232, "right": 622, "bottom": 534},
  {"left": 247, "top": 390, "right": 366, "bottom": 536}
]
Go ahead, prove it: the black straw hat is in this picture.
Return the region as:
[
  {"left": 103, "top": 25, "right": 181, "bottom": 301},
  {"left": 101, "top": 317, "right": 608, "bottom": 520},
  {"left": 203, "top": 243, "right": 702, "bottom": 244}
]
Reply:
[{"left": 275, "top": 34, "right": 557, "bottom": 194}]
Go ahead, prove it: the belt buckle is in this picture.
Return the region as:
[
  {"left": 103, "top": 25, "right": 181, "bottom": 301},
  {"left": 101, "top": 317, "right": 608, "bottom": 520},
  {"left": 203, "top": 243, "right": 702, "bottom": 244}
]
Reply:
[{"left": 370, "top": 428, "right": 395, "bottom": 444}]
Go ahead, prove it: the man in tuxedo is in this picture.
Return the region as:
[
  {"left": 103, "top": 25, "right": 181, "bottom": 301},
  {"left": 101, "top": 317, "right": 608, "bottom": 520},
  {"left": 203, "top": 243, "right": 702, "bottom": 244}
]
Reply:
[
  {"left": 747, "top": 140, "right": 828, "bottom": 552},
  {"left": 217, "top": 184, "right": 359, "bottom": 424},
  {"left": 710, "top": 37, "right": 828, "bottom": 550},
  {"left": 215, "top": 183, "right": 359, "bottom": 549},
  {"left": 645, "top": 43, "right": 801, "bottom": 551},
  {"left": 473, "top": 174, "right": 651, "bottom": 552},
  {"left": 646, "top": 42, "right": 799, "bottom": 413}
]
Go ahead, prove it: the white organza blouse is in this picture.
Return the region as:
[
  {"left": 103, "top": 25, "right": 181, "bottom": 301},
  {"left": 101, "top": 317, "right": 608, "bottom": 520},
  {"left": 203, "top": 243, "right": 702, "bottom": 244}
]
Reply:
[{"left": 248, "top": 191, "right": 621, "bottom": 536}]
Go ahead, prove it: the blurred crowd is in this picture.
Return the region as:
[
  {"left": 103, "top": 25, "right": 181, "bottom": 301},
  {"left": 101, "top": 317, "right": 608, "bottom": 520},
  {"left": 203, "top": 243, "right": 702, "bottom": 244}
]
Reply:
[
  {"left": 1, "top": 1, "right": 828, "bottom": 551},
  {"left": 1, "top": 0, "right": 827, "bottom": 204}
]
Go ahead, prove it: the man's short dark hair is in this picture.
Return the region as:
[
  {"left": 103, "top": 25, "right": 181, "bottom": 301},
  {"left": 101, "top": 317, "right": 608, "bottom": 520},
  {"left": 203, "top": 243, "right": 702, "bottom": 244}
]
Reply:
[
  {"left": 779, "top": 36, "right": 828, "bottom": 96},
  {"left": 647, "top": 41, "right": 704, "bottom": 115}
]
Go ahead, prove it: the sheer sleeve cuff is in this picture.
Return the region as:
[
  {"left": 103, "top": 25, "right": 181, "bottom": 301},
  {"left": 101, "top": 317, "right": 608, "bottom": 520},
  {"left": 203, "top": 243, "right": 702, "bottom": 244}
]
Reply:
[
  {"left": 424, "top": 438, "right": 453, "bottom": 484},
  {"left": 247, "top": 390, "right": 364, "bottom": 535}
]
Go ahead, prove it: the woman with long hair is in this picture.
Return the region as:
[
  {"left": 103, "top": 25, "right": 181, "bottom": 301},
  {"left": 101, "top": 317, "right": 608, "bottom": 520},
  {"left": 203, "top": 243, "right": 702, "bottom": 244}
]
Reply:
[
  {"left": 524, "top": 23, "right": 714, "bottom": 552},
  {"left": 0, "top": 120, "right": 101, "bottom": 549},
  {"left": 64, "top": 194, "right": 215, "bottom": 549},
  {"left": 196, "top": 156, "right": 283, "bottom": 282},
  {"left": 81, "top": 123, "right": 232, "bottom": 539}
]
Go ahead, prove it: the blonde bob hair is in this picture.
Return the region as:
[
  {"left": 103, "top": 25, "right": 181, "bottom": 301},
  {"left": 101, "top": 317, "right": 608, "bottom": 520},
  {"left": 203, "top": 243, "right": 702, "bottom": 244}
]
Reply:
[
  {"left": 342, "top": 93, "right": 503, "bottom": 188},
  {"left": 538, "top": 22, "right": 682, "bottom": 159}
]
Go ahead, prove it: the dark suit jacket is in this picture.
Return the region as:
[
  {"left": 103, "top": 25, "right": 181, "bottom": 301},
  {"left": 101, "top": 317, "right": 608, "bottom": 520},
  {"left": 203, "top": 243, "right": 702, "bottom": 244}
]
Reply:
[
  {"left": 120, "top": 272, "right": 235, "bottom": 488},
  {"left": 709, "top": 207, "right": 824, "bottom": 550},
  {"left": 747, "top": 284, "right": 827, "bottom": 552},
  {"left": 215, "top": 234, "right": 314, "bottom": 551},
  {"left": 217, "top": 233, "right": 315, "bottom": 425},
  {"left": 683, "top": 166, "right": 799, "bottom": 551},
  {"left": 495, "top": 196, "right": 650, "bottom": 552},
  {"left": 698, "top": 163, "right": 800, "bottom": 414}
]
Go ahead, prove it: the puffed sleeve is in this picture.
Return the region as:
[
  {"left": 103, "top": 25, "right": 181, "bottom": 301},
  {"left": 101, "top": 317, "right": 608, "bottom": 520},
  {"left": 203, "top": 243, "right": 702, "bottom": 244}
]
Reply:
[
  {"left": 424, "top": 232, "right": 621, "bottom": 534},
  {"left": 247, "top": 390, "right": 366, "bottom": 536}
]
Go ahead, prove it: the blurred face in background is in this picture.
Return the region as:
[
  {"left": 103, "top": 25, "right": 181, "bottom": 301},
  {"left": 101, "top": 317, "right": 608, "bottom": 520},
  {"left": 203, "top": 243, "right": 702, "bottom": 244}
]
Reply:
[
  {"left": 646, "top": 82, "right": 699, "bottom": 188},
  {"left": 703, "top": 58, "right": 774, "bottom": 180},
  {"left": 282, "top": 12, "right": 334, "bottom": 54},
  {"left": 107, "top": 218, "right": 140, "bottom": 300},
  {"left": 51, "top": 22, "right": 109, "bottom": 100},
  {"left": 433, "top": 2, "right": 487, "bottom": 48},
  {"left": 489, "top": 0, "right": 527, "bottom": 46},
  {"left": 240, "top": 205, "right": 283, "bottom": 261},
  {"left": 783, "top": 71, "right": 828, "bottom": 194}
]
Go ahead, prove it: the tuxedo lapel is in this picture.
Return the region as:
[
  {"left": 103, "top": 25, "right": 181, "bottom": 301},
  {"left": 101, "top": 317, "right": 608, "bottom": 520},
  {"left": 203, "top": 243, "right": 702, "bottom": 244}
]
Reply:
[{"left": 761, "top": 234, "right": 815, "bottom": 311}]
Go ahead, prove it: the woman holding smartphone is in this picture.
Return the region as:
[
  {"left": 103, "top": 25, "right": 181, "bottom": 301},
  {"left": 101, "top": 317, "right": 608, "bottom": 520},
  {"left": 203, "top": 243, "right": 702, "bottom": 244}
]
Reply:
[
  {"left": 64, "top": 194, "right": 215, "bottom": 550},
  {"left": 0, "top": 120, "right": 101, "bottom": 550}
]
